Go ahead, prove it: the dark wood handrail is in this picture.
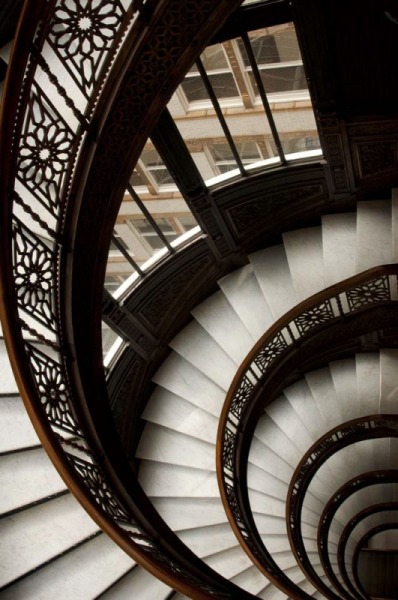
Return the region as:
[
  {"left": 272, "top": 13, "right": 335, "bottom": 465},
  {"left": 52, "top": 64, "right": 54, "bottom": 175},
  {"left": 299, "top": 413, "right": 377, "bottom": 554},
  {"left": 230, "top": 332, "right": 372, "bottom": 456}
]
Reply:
[
  {"left": 318, "top": 471, "right": 398, "bottom": 600},
  {"left": 338, "top": 502, "right": 398, "bottom": 600},
  {"left": 216, "top": 265, "right": 398, "bottom": 598},
  {"left": 0, "top": 1, "right": 260, "bottom": 598}
]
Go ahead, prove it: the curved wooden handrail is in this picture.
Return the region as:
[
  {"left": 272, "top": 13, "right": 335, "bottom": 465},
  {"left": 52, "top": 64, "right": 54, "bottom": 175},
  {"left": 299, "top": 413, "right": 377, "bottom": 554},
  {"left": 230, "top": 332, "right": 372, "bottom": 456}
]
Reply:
[
  {"left": 0, "top": 1, "right": 262, "bottom": 598},
  {"left": 352, "top": 523, "right": 398, "bottom": 600},
  {"left": 338, "top": 503, "right": 398, "bottom": 600},
  {"left": 286, "top": 416, "right": 398, "bottom": 598},
  {"left": 318, "top": 471, "right": 398, "bottom": 600},
  {"left": 216, "top": 265, "right": 398, "bottom": 598}
]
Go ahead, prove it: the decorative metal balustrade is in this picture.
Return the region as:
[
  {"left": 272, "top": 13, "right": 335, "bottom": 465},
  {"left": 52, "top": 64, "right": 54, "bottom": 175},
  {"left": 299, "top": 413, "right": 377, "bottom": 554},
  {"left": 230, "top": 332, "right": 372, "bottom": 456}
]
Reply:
[
  {"left": 318, "top": 470, "right": 398, "bottom": 600},
  {"left": 217, "top": 265, "right": 398, "bottom": 598},
  {"left": 0, "top": 0, "right": 258, "bottom": 598}
]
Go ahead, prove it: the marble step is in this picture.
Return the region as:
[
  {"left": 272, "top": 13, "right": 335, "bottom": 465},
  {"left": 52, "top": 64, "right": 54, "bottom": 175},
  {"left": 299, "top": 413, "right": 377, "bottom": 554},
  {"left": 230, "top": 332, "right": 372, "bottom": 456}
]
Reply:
[
  {"left": 250, "top": 244, "right": 297, "bottom": 319},
  {"left": 0, "top": 494, "right": 99, "bottom": 587},
  {"left": 1, "top": 533, "right": 134, "bottom": 600},
  {"left": 356, "top": 199, "right": 393, "bottom": 271},
  {"left": 191, "top": 290, "right": 255, "bottom": 363},
  {"left": 0, "top": 447, "right": 67, "bottom": 515},
  {"left": 282, "top": 226, "right": 324, "bottom": 301},
  {"left": 218, "top": 263, "right": 274, "bottom": 342},
  {"left": 322, "top": 212, "right": 356, "bottom": 286}
]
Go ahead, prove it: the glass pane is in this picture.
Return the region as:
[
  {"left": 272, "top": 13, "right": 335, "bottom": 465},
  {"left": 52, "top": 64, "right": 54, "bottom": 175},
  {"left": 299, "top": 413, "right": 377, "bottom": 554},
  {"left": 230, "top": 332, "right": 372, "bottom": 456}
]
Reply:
[
  {"left": 249, "top": 64, "right": 307, "bottom": 95},
  {"left": 181, "top": 72, "right": 239, "bottom": 103},
  {"left": 241, "top": 24, "right": 302, "bottom": 66},
  {"left": 140, "top": 147, "right": 174, "bottom": 186},
  {"left": 189, "top": 44, "right": 229, "bottom": 73}
]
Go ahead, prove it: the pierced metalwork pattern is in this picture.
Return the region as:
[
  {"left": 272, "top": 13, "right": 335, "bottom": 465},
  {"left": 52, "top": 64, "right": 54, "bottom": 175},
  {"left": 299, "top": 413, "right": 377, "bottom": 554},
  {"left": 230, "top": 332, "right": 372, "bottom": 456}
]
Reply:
[
  {"left": 346, "top": 276, "right": 390, "bottom": 311},
  {"left": 230, "top": 375, "right": 254, "bottom": 419},
  {"left": 68, "top": 454, "right": 133, "bottom": 526},
  {"left": 26, "top": 344, "right": 82, "bottom": 436},
  {"left": 222, "top": 428, "right": 236, "bottom": 472},
  {"left": 13, "top": 218, "right": 57, "bottom": 332},
  {"left": 254, "top": 332, "right": 288, "bottom": 373},
  {"left": 218, "top": 270, "right": 398, "bottom": 598},
  {"left": 293, "top": 300, "right": 334, "bottom": 335},
  {"left": 48, "top": 0, "right": 127, "bottom": 98},
  {"left": 17, "top": 83, "right": 74, "bottom": 217}
]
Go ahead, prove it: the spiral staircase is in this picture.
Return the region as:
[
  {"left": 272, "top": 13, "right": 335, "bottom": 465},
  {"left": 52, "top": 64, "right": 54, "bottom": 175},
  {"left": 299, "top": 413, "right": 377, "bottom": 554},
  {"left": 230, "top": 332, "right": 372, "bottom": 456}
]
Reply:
[{"left": 2, "top": 1, "right": 398, "bottom": 599}]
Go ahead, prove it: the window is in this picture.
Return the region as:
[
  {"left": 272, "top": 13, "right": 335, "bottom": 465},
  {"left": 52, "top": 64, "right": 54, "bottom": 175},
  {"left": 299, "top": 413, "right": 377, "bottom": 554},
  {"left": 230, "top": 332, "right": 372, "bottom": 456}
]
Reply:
[
  {"left": 180, "top": 44, "right": 240, "bottom": 106},
  {"left": 238, "top": 24, "right": 308, "bottom": 100},
  {"left": 140, "top": 148, "right": 174, "bottom": 187},
  {"left": 207, "top": 141, "right": 263, "bottom": 174}
]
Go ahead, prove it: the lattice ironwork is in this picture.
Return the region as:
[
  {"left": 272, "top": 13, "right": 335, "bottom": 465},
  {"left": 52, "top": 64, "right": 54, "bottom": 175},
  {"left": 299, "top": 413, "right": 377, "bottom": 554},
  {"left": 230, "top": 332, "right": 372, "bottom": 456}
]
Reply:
[
  {"left": 48, "top": 0, "right": 127, "bottom": 98},
  {"left": 27, "top": 343, "right": 82, "bottom": 436},
  {"left": 68, "top": 454, "right": 133, "bottom": 526},
  {"left": 13, "top": 218, "right": 58, "bottom": 332},
  {"left": 230, "top": 375, "right": 254, "bottom": 419},
  {"left": 17, "top": 83, "right": 74, "bottom": 217},
  {"left": 346, "top": 276, "right": 390, "bottom": 311},
  {"left": 293, "top": 300, "right": 334, "bottom": 335},
  {"left": 254, "top": 332, "right": 288, "bottom": 373},
  {"left": 222, "top": 428, "right": 236, "bottom": 472}
]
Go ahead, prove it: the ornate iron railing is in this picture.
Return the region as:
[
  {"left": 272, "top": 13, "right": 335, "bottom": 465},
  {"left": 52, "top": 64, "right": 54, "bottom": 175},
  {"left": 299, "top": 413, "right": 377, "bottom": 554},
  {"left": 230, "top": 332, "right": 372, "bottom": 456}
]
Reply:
[
  {"left": 0, "top": 1, "right": 258, "bottom": 598},
  {"left": 338, "top": 503, "right": 398, "bottom": 600},
  {"left": 318, "top": 471, "right": 398, "bottom": 600},
  {"left": 217, "top": 265, "right": 398, "bottom": 598},
  {"left": 287, "top": 416, "right": 398, "bottom": 599}
]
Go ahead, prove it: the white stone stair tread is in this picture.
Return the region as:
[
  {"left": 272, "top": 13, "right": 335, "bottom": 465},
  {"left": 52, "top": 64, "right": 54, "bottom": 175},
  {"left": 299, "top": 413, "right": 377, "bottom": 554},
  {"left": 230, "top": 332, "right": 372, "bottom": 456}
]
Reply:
[
  {"left": 254, "top": 414, "right": 306, "bottom": 468},
  {"left": 379, "top": 349, "right": 398, "bottom": 413},
  {"left": 283, "top": 379, "right": 326, "bottom": 442},
  {"left": 150, "top": 497, "right": 228, "bottom": 531},
  {"left": 328, "top": 359, "right": 359, "bottom": 422},
  {"left": 142, "top": 388, "right": 218, "bottom": 444},
  {"left": 356, "top": 200, "right": 393, "bottom": 271},
  {"left": 248, "top": 489, "right": 286, "bottom": 517},
  {"left": 282, "top": 226, "right": 324, "bottom": 300},
  {"left": 247, "top": 463, "right": 289, "bottom": 499},
  {"left": 322, "top": 213, "right": 356, "bottom": 286},
  {"left": 0, "top": 494, "right": 99, "bottom": 587},
  {"left": 1, "top": 533, "right": 134, "bottom": 600},
  {"left": 169, "top": 320, "right": 237, "bottom": 390},
  {"left": 191, "top": 291, "right": 255, "bottom": 363},
  {"left": 250, "top": 245, "right": 298, "bottom": 319},
  {"left": 139, "top": 461, "right": 219, "bottom": 497},
  {"left": 265, "top": 396, "right": 314, "bottom": 453},
  {"left": 153, "top": 353, "right": 225, "bottom": 417},
  {"left": 230, "top": 564, "right": 267, "bottom": 595},
  {"left": 178, "top": 523, "right": 238, "bottom": 557},
  {"left": 136, "top": 423, "right": 215, "bottom": 470},
  {"left": 218, "top": 264, "right": 274, "bottom": 341},
  {"left": 305, "top": 367, "right": 342, "bottom": 430},
  {"left": 0, "top": 447, "right": 66, "bottom": 514},
  {"left": 99, "top": 564, "right": 171, "bottom": 600},
  {"left": 204, "top": 545, "right": 253, "bottom": 580},
  {"left": 0, "top": 394, "right": 41, "bottom": 452},
  {"left": 254, "top": 513, "right": 287, "bottom": 535},
  {"left": 0, "top": 341, "right": 20, "bottom": 395},
  {"left": 258, "top": 583, "right": 288, "bottom": 599},
  {"left": 355, "top": 353, "right": 382, "bottom": 422},
  {"left": 249, "top": 437, "right": 293, "bottom": 483}
]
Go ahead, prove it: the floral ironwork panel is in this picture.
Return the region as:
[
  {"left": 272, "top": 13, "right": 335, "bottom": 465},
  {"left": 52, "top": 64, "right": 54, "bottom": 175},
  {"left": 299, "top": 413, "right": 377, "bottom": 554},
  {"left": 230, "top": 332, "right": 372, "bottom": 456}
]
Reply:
[
  {"left": 48, "top": 0, "right": 127, "bottom": 98},
  {"left": 68, "top": 454, "right": 133, "bottom": 526},
  {"left": 222, "top": 427, "right": 236, "bottom": 471},
  {"left": 13, "top": 217, "right": 58, "bottom": 332},
  {"left": 254, "top": 331, "right": 288, "bottom": 373},
  {"left": 346, "top": 276, "right": 390, "bottom": 311},
  {"left": 27, "top": 344, "right": 82, "bottom": 436},
  {"left": 230, "top": 375, "right": 254, "bottom": 419},
  {"left": 17, "top": 83, "right": 74, "bottom": 217},
  {"left": 293, "top": 300, "right": 334, "bottom": 335}
]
